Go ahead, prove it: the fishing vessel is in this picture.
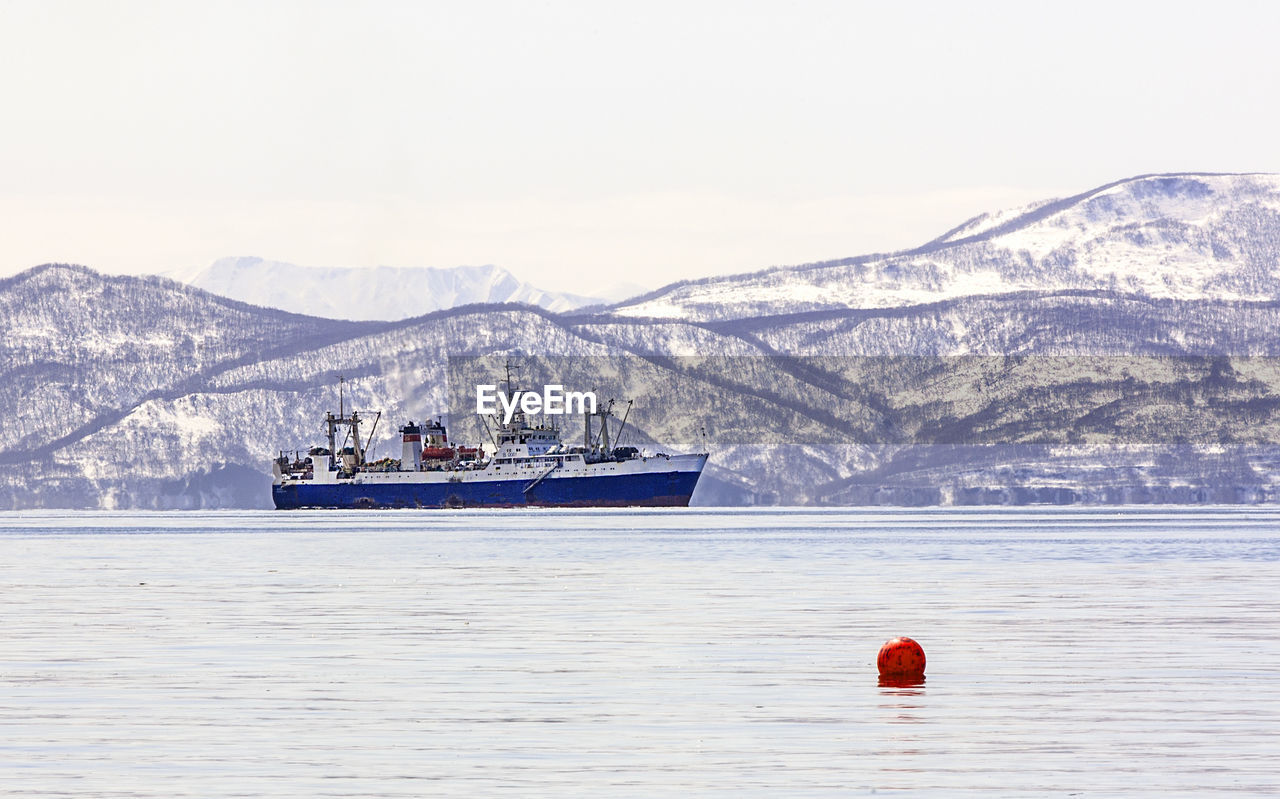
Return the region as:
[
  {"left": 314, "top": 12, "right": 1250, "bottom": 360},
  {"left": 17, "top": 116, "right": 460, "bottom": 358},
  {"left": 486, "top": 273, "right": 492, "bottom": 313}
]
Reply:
[{"left": 271, "top": 375, "right": 707, "bottom": 509}]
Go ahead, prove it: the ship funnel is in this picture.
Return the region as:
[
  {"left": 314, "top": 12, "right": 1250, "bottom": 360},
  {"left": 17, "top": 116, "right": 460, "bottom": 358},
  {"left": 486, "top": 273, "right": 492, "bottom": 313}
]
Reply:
[{"left": 400, "top": 421, "right": 423, "bottom": 471}]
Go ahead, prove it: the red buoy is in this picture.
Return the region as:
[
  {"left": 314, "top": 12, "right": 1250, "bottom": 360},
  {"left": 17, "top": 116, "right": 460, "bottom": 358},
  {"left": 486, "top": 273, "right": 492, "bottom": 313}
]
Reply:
[{"left": 877, "top": 636, "right": 926, "bottom": 678}]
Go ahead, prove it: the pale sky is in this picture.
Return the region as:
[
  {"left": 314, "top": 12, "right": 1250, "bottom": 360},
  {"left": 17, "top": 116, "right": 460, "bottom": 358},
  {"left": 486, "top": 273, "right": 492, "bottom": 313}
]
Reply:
[{"left": 2, "top": 1, "right": 1278, "bottom": 293}]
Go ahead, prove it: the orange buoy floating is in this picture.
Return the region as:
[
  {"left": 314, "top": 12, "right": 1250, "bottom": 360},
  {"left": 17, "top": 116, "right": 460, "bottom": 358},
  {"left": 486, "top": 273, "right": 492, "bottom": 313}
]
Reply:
[{"left": 877, "top": 636, "right": 926, "bottom": 679}]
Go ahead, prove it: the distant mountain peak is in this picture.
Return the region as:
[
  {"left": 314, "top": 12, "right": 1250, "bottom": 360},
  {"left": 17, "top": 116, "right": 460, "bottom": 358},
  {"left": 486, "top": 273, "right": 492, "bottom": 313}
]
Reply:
[{"left": 174, "top": 258, "right": 614, "bottom": 321}]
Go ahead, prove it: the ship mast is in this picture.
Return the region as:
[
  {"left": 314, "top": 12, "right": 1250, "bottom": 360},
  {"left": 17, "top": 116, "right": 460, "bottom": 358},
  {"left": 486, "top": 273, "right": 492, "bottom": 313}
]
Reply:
[
  {"left": 588, "top": 398, "right": 616, "bottom": 453},
  {"left": 325, "top": 375, "right": 366, "bottom": 465},
  {"left": 503, "top": 358, "right": 523, "bottom": 431},
  {"left": 504, "top": 359, "right": 517, "bottom": 406}
]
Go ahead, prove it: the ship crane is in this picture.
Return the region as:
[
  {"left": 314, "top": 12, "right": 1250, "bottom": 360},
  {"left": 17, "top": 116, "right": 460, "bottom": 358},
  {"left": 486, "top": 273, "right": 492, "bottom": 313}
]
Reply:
[
  {"left": 324, "top": 376, "right": 381, "bottom": 467},
  {"left": 586, "top": 398, "right": 633, "bottom": 456}
]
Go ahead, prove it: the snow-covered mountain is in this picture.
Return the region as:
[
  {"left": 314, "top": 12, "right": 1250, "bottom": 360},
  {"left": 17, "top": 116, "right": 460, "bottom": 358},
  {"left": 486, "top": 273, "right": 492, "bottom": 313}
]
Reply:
[
  {"left": 7, "top": 262, "right": 1280, "bottom": 509},
  {"left": 8, "top": 173, "right": 1280, "bottom": 509},
  {"left": 614, "top": 173, "right": 1280, "bottom": 321},
  {"left": 178, "top": 258, "right": 621, "bottom": 319}
]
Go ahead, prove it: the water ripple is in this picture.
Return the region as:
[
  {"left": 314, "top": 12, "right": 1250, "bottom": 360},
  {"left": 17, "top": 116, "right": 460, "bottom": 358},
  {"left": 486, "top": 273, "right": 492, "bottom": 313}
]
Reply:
[{"left": 1, "top": 508, "right": 1278, "bottom": 796}]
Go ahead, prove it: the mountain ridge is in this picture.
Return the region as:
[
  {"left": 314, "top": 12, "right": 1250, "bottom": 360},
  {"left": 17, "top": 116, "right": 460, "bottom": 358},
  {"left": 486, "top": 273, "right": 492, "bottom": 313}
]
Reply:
[
  {"left": 177, "top": 257, "right": 633, "bottom": 320},
  {"left": 7, "top": 262, "right": 1280, "bottom": 508},
  {"left": 610, "top": 172, "right": 1280, "bottom": 321},
  {"left": 7, "top": 171, "right": 1280, "bottom": 508}
]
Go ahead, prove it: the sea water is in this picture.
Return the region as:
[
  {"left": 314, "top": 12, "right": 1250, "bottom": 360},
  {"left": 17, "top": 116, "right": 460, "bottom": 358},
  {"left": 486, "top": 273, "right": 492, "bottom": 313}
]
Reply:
[{"left": 1, "top": 508, "right": 1277, "bottom": 797}]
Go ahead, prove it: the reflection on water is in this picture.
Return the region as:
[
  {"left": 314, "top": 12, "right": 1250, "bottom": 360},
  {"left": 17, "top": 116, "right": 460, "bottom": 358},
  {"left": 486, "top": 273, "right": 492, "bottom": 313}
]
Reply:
[
  {"left": 878, "top": 675, "right": 927, "bottom": 690},
  {"left": 1, "top": 507, "right": 1279, "bottom": 797}
]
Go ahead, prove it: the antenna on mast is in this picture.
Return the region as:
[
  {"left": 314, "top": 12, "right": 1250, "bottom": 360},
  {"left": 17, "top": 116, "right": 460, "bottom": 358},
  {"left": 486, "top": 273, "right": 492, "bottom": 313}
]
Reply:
[{"left": 504, "top": 359, "right": 521, "bottom": 403}]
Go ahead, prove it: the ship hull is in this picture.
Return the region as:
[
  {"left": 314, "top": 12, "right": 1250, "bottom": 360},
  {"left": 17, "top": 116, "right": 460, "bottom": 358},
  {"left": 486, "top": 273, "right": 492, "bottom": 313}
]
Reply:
[{"left": 272, "top": 466, "right": 703, "bottom": 509}]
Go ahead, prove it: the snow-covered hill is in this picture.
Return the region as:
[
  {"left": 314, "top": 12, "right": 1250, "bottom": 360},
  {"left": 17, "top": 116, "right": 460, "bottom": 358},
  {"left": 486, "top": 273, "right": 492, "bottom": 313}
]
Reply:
[
  {"left": 613, "top": 173, "right": 1280, "bottom": 321},
  {"left": 9, "top": 173, "right": 1280, "bottom": 508},
  {"left": 7, "top": 262, "right": 1280, "bottom": 509},
  {"left": 179, "top": 258, "right": 618, "bottom": 320}
]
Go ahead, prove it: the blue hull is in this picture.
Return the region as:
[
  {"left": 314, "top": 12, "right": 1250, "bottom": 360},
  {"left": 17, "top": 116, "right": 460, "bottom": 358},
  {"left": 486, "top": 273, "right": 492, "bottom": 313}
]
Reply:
[{"left": 273, "top": 469, "right": 701, "bottom": 509}]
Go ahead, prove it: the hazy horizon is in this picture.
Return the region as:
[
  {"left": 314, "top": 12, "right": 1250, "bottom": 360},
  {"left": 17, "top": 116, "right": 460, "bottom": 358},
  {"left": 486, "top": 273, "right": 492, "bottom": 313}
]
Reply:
[{"left": 3, "top": 1, "right": 1277, "bottom": 293}]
